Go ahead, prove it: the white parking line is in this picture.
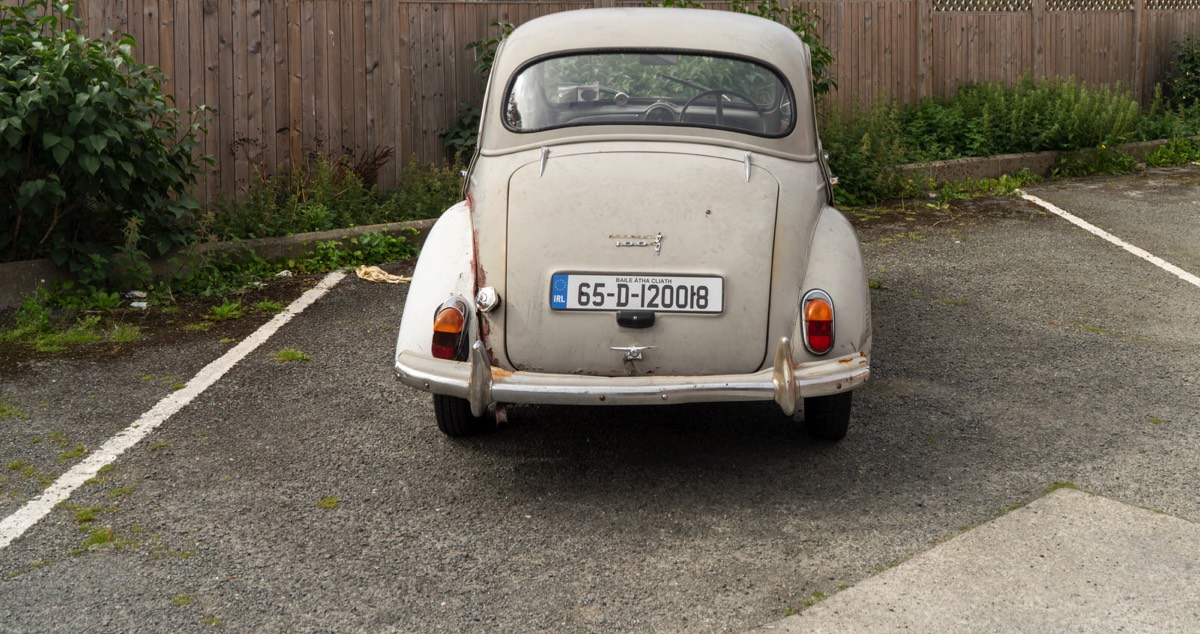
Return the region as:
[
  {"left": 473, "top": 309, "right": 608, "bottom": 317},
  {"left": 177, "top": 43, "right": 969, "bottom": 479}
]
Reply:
[
  {"left": 1020, "top": 191, "right": 1200, "bottom": 290},
  {"left": 0, "top": 271, "right": 346, "bottom": 550}
]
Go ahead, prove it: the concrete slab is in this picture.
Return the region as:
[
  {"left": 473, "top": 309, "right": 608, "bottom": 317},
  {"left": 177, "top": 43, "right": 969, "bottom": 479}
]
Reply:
[{"left": 751, "top": 489, "right": 1200, "bottom": 633}]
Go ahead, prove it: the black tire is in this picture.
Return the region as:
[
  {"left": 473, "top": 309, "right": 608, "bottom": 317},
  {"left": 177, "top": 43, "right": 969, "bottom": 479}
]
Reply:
[
  {"left": 432, "top": 394, "right": 495, "bottom": 437},
  {"left": 803, "top": 391, "right": 853, "bottom": 442}
]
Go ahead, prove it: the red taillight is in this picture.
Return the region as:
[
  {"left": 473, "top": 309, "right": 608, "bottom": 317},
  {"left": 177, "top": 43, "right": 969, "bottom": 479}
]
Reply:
[
  {"left": 432, "top": 305, "right": 465, "bottom": 360},
  {"left": 803, "top": 291, "right": 834, "bottom": 355}
]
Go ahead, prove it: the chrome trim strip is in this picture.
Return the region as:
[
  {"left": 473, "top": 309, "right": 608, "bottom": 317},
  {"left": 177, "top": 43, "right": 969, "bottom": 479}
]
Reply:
[
  {"left": 772, "top": 337, "right": 798, "bottom": 416},
  {"left": 396, "top": 343, "right": 868, "bottom": 412},
  {"left": 468, "top": 341, "right": 492, "bottom": 417}
]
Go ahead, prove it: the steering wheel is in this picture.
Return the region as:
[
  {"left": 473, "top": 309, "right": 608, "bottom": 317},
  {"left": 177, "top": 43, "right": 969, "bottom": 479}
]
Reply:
[{"left": 679, "top": 89, "right": 765, "bottom": 133}]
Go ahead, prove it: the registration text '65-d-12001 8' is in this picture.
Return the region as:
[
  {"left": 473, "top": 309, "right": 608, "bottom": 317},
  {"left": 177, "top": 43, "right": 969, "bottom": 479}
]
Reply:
[{"left": 549, "top": 273, "right": 724, "bottom": 313}]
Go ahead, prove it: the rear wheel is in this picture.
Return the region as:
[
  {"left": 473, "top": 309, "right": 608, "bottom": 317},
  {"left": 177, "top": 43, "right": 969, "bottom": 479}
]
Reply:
[
  {"left": 432, "top": 394, "right": 495, "bottom": 437},
  {"left": 803, "top": 392, "right": 852, "bottom": 442}
]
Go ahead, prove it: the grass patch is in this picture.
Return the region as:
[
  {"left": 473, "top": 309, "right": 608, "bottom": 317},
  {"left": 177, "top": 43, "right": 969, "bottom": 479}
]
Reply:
[
  {"left": 110, "top": 323, "right": 142, "bottom": 343},
  {"left": 72, "top": 506, "right": 100, "bottom": 523},
  {"left": 274, "top": 348, "right": 310, "bottom": 363},
  {"left": 207, "top": 300, "right": 242, "bottom": 322},
  {"left": 73, "top": 526, "right": 123, "bottom": 554},
  {"left": 801, "top": 591, "right": 827, "bottom": 608},
  {"left": 107, "top": 486, "right": 134, "bottom": 498},
  {"left": 0, "top": 399, "right": 28, "bottom": 420},
  {"left": 0, "top": 290, "right": 149, "bottom": 352},
  {"left": 1043, "top": 482, "right": 1077, "bottom": 495},
  {"left": 57, "top": 444, "right": 87, "bottom": 463},
  {"left": 1148, "top": 417, "right": 1163, "bottom": 425},
  {"left": 317, "top": 496, "right": 340, "bottom": 510},
  {"left": 171, "top": 594, "right": 196, "bottom": 607},
  {"left": 48, "top": 431, "right": 70, "bottom": 447},
  {"left": 253, "top": 300, "right": 285, "bottom": 314},
  {"left": 9, "top": 461, "right": 36, "bottom": 479},
  {"left": 201, "top": 616, "right": 225, "bottom": 627}
]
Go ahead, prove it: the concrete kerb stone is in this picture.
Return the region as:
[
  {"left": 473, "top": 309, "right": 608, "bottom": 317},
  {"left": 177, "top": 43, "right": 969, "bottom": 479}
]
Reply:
[
  {"left": 899, "top": 139, "right": 1172, "bottom": 183},
  {"left": 0, "top": 218, "right": 436, "bottom": 309}
]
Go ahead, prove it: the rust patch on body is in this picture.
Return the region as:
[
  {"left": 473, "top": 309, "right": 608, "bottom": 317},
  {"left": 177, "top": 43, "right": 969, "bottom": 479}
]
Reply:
[{"left": 471, "top": 225, "right": 499, "bottom": 367}]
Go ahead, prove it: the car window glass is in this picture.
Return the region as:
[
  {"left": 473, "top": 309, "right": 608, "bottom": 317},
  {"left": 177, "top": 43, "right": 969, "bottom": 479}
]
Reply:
[{"left": 504, "top": 51, "right": 794, "bottom": 137}]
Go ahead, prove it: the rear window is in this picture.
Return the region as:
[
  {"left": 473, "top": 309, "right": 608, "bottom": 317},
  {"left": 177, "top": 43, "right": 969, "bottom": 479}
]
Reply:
[{"left": 503, "top": 51, "right": 795, "bottom": 138}]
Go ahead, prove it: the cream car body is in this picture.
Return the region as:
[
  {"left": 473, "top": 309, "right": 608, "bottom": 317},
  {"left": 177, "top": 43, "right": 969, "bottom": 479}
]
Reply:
[{"left": 395, "top": 8, "right": 871, "bottom": 439}]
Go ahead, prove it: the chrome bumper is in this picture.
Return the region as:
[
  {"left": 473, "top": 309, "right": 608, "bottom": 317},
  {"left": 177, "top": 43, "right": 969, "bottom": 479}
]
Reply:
[{"left": 395, "top": 338, "right": 869, "bottom": 418}]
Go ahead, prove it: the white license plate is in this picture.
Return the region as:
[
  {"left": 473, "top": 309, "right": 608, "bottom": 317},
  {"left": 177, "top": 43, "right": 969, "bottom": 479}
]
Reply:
[{"left": 549, "top": 273, "right": 724, "bottom": 313}]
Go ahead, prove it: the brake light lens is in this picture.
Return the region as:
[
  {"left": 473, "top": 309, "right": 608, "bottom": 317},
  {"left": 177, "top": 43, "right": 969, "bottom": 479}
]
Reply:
[
  {"left": 802, "top": 290, "right": 834, "bottom": 355},
  {"left": 432, "top": 304, "right": 465, "bottom": 360}
]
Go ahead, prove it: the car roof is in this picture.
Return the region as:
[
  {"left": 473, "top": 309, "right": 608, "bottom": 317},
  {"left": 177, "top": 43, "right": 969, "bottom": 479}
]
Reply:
[
  {"left": 496, "top": 8, "right": 809, "bottom": 74},
  {"left": 479, "top": 8, "right": 818, "bottom": 158}
]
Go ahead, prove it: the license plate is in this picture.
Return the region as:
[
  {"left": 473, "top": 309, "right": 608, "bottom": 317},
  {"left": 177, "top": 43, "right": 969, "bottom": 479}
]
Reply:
[{"left": 549, "top": 273, "right": 724, "bottom": 313}]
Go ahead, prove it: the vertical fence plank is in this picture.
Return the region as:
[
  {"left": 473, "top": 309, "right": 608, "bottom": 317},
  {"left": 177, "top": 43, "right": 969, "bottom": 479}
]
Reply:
[
  {"left": 352, "top": 1, "right": 367, "bottom": 160},
  {"left": 326, "top": 1, "right": 343, "bottom": 157},
  {"left": 288, "top": 0, "right": 303, "bottom": 172},
  {"left": 232, "top": 0, "right": 250, "bottom": 190},
  {"left": 399, "top": 4, "right": 416, "bottom": 162},
  {"left": 268, "top": 0, "right": 286, "bottom": 175},
  {"left": 248, "top": 0, "right": 265, "bottom": 177},
  {"left": 312, "top": 0, "right": 326, "bottom": 153},
  {"left": 375, "top": 0, "right": 399, "bottom": 188}
]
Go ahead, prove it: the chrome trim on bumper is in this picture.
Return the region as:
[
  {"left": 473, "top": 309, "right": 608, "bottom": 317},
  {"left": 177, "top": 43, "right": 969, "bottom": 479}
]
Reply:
[{"left": 396, "top": 338, "right": 869, "bottom": 413}]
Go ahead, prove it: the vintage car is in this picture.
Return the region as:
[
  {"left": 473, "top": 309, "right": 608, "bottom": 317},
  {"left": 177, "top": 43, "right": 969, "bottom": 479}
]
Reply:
[{"left": 395, "top": 7, "right": 871, "bottom": 440}]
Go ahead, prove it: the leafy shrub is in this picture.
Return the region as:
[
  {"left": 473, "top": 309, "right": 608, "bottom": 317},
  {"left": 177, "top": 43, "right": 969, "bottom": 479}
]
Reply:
[
  {"left": 899, "top": 77, "right": 1140, "bottom": 159},
  {"left": 442, "top": 104, "right": 481, "bottom": 156},
  {"left": 1162, "top": 35, "right": 1200, "bottom": 110},
  {"left": 1052, "top": 145, "right": 1138, "bottom": 178},
  {"left": 201, "top": 151, "right": 461, "bottom": 242},
  {"left": 821, "top": 101, "right": 907, "bottom": 206},
  {"left": 375, "top": 157, "right": 465, "bottom": 222},
  {"left": 444, "top": 21, "right": 514, "bottom": 154},
  {"left": 1143, "top": 138, "right": 1200, "bottom": 167},
  {"left": 0, "top": 0, "right": 207, "bottom": 286}
]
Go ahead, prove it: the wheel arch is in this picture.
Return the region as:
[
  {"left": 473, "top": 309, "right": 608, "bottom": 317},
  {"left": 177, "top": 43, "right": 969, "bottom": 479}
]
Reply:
[{"left": 395, "top": 202, "right": 479, "bottom": 360}]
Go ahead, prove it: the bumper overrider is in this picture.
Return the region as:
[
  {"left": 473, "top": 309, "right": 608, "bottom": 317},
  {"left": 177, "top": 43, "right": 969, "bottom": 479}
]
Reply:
[{"left": 395, "top": 337, "right": 869, "bottom": 418}]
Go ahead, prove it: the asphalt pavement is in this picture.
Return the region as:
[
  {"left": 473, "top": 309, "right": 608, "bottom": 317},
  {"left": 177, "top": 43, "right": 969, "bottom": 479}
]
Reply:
[{"left": 0, "top": 166, "right": 1197, "bottom": 632}]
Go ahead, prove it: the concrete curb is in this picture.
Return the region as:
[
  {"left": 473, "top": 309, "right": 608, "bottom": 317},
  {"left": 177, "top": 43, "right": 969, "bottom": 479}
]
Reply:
[
  {"left": 0, "top": 218, "right": 436, "bottom": 309},
  {"left": 749, "top": 488, "right": 1200, "bottom": 632},
  {"left": 899, "top": 139, "right": 1171, "bottom": 182}
]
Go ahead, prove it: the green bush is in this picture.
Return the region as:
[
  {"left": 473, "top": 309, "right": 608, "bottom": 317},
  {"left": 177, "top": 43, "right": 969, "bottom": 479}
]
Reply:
[
  {"left": 819, "top": 76, "right": 1192, "bottom": 205},
  {"left": 821, "top": 101, "right": 907, "bottom": 206},
  {"left": 444, "top": 21, "right": 513, "bottom": 154},
  {"left": 1163, "top": 35, "right": 1200, "bottom": 110},
  {"left": 1144, "top": 137, "right": 1200, "bottom": 167},
  {"left": 201, "top": 152, "right": 463, "bottom": 242},
  {"left": 0, "top": 0, "right": 207, "bottom": 286},
  {"left": 899, "top": 77, "right": 1140, "bottom": 159}
]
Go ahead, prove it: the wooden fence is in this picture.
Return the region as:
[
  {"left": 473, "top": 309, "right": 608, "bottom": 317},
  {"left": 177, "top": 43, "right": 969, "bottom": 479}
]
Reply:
[{"left": 62, "top": 0, "right": 1200, "bottom": 199}]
